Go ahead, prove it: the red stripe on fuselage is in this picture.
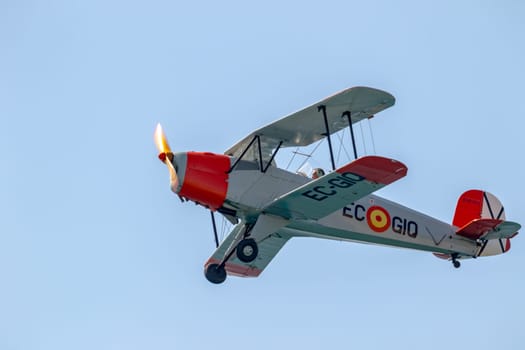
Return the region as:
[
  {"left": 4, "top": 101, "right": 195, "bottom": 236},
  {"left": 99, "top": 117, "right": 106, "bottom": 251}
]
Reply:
[{"left": 178, "top": 152, "right": 230, "bottom": 210}]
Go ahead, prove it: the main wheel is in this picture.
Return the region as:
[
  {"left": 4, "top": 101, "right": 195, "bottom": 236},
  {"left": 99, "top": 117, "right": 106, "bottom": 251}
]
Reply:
[
  {"left": 204, "top": 263, "right": 227, "bottom": 284},
  {"left": 236, "top": 238, "right": 258, "bottom": 263},
  {"left": 453, "top": 260, "right": 461, "bottom": 269}
]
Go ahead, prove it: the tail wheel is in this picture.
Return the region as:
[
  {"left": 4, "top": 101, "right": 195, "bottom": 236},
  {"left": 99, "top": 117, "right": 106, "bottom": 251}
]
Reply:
[
  {"left": 451, "top": 253, "right": 461, "bottom": 269},
  {"left": 236, "top": 238, "right": 258, "bottom": 263},
  {"left": 205, "top": 263, "right": 227, "bottom": 284}
]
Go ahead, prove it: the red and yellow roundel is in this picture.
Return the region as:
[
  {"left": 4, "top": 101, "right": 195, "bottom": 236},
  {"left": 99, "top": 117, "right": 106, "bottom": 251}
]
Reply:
[{"left": 366, "top": 206, "right": 391, "bottom": 233}]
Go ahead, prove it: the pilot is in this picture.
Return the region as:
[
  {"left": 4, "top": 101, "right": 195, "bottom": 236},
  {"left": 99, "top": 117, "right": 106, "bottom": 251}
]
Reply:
[{"left": 312, "top": 168, "right": 325, "bottom": 179}]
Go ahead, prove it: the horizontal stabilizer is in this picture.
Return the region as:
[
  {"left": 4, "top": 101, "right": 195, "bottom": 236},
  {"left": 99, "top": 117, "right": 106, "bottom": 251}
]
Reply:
[
  {"left": 456, "top": 218, "right": 520, "bottom": 240},
  {"left": 483, "top": 221, "right": 520, "bottom": 240},
  {"left": 263, "top": 156, "right": 407, "bottom": 220}
]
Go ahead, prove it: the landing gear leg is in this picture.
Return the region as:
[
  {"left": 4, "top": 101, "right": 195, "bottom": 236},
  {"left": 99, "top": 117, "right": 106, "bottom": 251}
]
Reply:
[{"left": 451, "top": 253, "right": 461, "bottom": 269}]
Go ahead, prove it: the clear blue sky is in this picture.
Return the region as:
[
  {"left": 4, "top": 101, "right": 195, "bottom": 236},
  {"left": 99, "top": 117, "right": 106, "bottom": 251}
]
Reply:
[{"left": 2, "top": 1, "right": 524, "bottom": 349}]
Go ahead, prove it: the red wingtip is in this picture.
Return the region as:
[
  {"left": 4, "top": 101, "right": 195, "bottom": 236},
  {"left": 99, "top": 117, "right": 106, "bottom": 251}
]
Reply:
[{"left": 337, "top": 156, "right": 408, "bottom": 185}]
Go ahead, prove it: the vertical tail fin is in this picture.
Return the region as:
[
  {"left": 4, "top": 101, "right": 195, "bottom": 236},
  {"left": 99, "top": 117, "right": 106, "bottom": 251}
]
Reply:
[
  {"left": 453, "top": 189, "right": 513, "bottom": 256},
  {"left": 453, "top": 189, "right": 505, "bottom": 228}
]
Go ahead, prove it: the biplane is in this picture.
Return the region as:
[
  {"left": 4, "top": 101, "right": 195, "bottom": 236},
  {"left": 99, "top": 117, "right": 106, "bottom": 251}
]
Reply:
[{"left": 154, "top": 86, "right": 520, "bottom": 284}]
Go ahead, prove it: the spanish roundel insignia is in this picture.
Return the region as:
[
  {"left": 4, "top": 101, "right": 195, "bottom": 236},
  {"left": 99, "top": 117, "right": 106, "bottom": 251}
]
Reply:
[{"left": 366, "top": 206, "right": 391, "bottom": 233}]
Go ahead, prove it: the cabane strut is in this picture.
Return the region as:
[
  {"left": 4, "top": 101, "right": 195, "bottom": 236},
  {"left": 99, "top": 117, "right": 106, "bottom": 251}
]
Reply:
[{"left": 227, "top": 135, "right": 283, "bottom": 174}]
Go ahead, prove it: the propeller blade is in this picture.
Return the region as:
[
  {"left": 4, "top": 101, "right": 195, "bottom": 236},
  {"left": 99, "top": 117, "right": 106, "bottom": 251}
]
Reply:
[
  {"left": 154, "top": 123, "right": 172, "bottom": 160},
  {"left": 154, "top": 123, "right": 179, "bottom": 191}
]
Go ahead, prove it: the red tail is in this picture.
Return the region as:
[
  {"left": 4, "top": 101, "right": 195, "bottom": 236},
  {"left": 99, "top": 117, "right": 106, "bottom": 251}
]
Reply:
[
  {"left": 453, "top": 189, "right": 512, "bottom": 255},
  {"left": 453, "top": 189, "right": 505, "bottom": 228}
]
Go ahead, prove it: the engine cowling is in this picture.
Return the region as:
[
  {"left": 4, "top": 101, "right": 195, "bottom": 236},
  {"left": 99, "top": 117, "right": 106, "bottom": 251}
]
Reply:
[{"left": 173, "top": 151, "right": 231, "bottom": 210}]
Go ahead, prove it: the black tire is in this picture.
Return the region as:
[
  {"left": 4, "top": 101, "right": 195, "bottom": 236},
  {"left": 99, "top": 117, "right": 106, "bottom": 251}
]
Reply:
[
  {"left": 453, "top": 260, "right": 461, "bottom": 269},
  {"left": 236, "top": 238, "right": 258, "bottom": 263},
  {"left": 204, "top": 263, "right": 227, "bottom": 284}
]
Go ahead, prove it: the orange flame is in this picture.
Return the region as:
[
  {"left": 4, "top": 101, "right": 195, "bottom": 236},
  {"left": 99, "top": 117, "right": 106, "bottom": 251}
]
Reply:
[{"left": 154, "top": 123, "right": 172, "bottom": 155}]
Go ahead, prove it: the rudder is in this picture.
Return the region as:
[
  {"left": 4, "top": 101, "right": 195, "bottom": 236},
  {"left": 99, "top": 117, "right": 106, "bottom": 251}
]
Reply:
[
  {"left": 453, "top": 189, "right": 512, "bottom": 256},
  {"left": 453, "top": 189, "right": 505, "bottom": 228}
]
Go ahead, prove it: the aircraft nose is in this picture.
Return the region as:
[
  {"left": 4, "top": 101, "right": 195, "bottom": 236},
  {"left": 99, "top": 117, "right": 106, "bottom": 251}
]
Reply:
[
  {"left": 176, "top": 152, "right": 231, "bottom": 210},
  {"left": 169, "top": 152, "right": 188, "bottom": 193}
]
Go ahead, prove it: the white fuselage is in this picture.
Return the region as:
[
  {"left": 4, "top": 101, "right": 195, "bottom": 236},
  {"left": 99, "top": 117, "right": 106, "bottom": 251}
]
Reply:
[{"left": 223, "top": 162, "right": 480, "bottom": 258}]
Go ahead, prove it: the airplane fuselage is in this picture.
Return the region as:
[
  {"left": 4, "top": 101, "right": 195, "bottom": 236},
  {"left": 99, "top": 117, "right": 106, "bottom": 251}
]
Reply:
[
  {"left": 168, "top": 151, "right": 508, "bottom": 262},
  {"left": 223, "top": 161, "right": 484, "bottom": 258}
]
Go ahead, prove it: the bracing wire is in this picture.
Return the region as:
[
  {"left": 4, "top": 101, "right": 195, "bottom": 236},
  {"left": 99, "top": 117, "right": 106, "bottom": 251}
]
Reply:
[
  {"left": 220, "top": 215, "right": 230, "bottom": 242},
  {"left": 285, "top": 147, "right": 300, "bottom": 170},
  {"left": 220, "top": 215, "right": 236, "bottom": 242},
  {"left": 359, "top": 122, "right": 367, "bottom": 155},
  {"left": 368, "top": 118, "right": 377, "bottom": 154},
  {"left": 296, "top": 139, "right": 325, "bottom": 170},
  {"left": 220, "top": 216, "right": 225, "bottom": 242},
  {"left": 336, "top": 128, "right": 345, "bottom": 164},
  {"left": 335, "top": 129, "right": 351, "bottom": 164}
]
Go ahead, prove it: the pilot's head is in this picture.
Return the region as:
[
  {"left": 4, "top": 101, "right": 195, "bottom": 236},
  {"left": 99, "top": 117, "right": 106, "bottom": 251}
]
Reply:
[{"left": 312, "top": 168, "right": 325, "bottom": 179}]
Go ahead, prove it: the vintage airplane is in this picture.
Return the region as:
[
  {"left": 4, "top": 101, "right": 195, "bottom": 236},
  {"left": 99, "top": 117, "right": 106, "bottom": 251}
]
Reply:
[{"left": 154, "top": 86, "right": 520, "bottom": 284}]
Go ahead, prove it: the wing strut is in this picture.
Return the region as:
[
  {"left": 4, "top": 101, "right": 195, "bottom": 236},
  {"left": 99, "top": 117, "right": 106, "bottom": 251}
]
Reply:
[
  {"left": 343, "top": 111, "right": 358, "bottom": 160},
  {"left": 318, "top": 105, "right": 336, "bottom": 171},
  {"left": 318, "top": 106, "right": 361, "bottom": 169},
  {"left": 210, "top": 210, "right": 220, "bottom": 248}
]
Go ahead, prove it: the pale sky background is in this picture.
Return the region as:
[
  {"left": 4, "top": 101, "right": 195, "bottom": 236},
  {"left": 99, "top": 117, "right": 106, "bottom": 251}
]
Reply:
[{"left": 2, "top": 1, "right": 525, "bottom": 349}]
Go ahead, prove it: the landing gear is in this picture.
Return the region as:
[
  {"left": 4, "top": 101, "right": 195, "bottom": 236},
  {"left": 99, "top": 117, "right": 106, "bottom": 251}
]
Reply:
[
  {"left": 451, "top": 253, "right": 461, "bottom": 269},
  {"left": 236, "top": 238, "right": 258, "bottom": 263},
  {"left": 205, "top": 263, "right": 227, "bottom": 284}
]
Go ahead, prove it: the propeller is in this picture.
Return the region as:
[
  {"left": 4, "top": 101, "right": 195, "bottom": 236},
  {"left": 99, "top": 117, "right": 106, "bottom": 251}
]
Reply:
[
  {"left": 155, "top": 123, "right": 220, "bottom": 248},
  {"left": 154, "top": 123, "right": 179, "bottom": 191}
]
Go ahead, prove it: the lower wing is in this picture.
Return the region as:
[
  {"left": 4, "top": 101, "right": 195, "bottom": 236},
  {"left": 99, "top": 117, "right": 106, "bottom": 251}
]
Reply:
[
  {"left": 263, "top": 155, "right": 407, "bottom": 220},
  {"left": 205, "top": 223, "right": 292, "bottom": 278}
]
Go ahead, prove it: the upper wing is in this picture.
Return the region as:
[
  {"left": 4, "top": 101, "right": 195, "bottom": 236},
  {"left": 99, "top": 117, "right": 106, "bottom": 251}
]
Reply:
[
  {"left": 224, "top": 86, "right": 395, "bottom": 162},
  {"left": 262, "top": 156, "right": 407, "bottom": 220}
]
